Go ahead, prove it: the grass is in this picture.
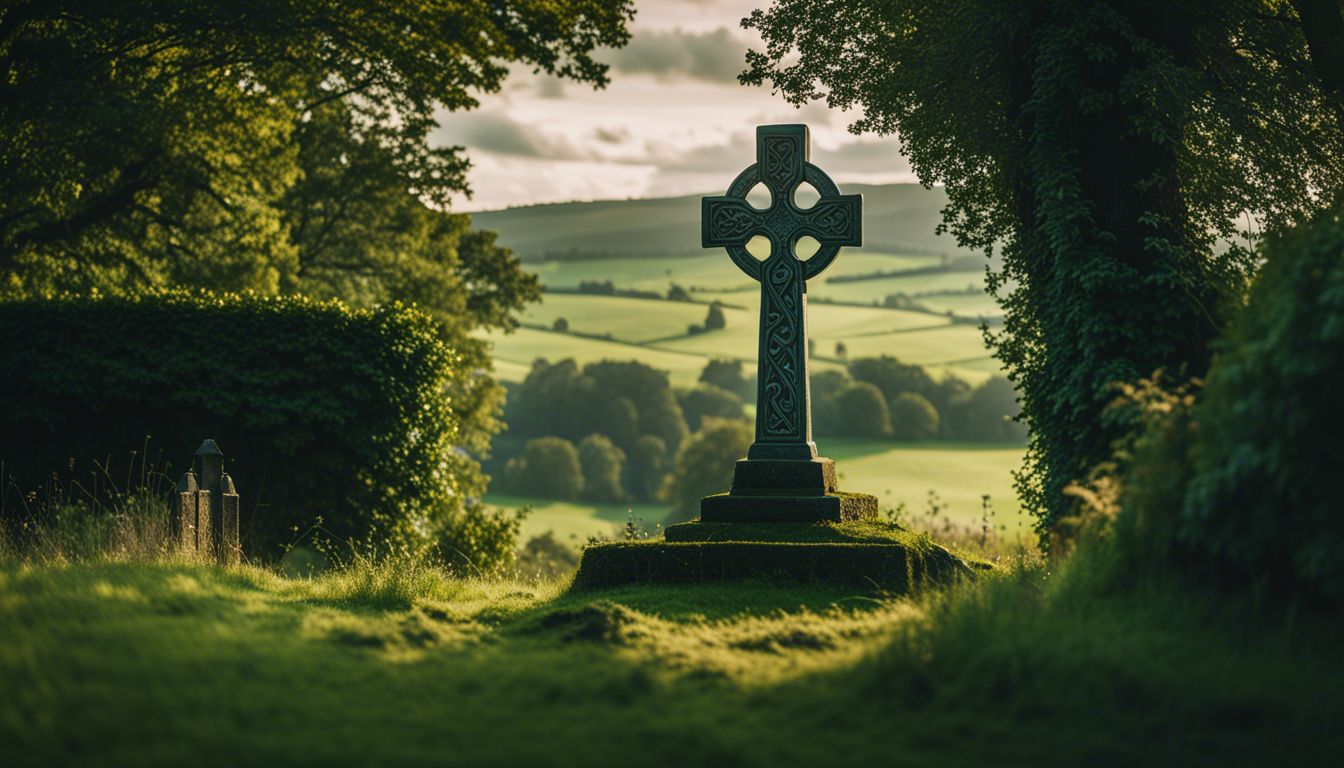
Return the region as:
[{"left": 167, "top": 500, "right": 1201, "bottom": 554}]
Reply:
[{"left": 3, "top": 552, "right": 1340, "bottom": 766}]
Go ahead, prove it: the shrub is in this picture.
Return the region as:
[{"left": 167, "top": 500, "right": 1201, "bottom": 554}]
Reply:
[
  {"left": 889, "top": 392, "right": 940, "bottom": 440},
  {"left": 0, "top": 291, "right": 515, "bottom": 569},
  {"left": 578, "top": 434, "right": 626, "bottom": 503},
  {"left": 835, "top": 382, "right": 893, "bottom": 437},
  {"left": 505, "top": 437, "right": 584, "bottom": 500},
  {"left": 1180, "top": 200, "right": 1344, "bottom": 600},
  {"left": 552, "top": 317, "right": 569, "bottom": 332}
]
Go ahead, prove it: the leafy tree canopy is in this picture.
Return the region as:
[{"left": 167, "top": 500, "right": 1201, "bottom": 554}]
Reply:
[{"left": 744, "top": 0, "right": 1344, "bottom": 537}]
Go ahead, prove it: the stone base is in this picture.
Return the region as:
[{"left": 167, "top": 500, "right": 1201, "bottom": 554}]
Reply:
[
  {"left": 699, "top": 490, "right": 877, "bottom": 523},
  {"left": 571, "top": 519, "right": 974, "bottom": 591}
]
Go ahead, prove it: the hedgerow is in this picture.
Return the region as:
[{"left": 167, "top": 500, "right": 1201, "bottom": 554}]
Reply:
[{"left": 0, "top": 291, "right": 517, "bottom": 572}]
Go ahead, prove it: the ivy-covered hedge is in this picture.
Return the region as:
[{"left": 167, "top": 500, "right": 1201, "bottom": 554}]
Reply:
[{"left": 0, "top": 292, "right": 515, "bottom": 569}]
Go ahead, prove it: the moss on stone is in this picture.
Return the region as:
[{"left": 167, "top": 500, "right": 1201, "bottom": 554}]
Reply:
[{"left": 572, "top": 533, "right": 972, "bottom": 592}]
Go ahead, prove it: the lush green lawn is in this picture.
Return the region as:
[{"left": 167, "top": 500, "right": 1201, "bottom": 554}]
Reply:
[
  {"left": 3, "top": 558, "right": 1340, "bottom": 766},
  {"left": 490, "top": 439, "right": 1025, "bottom": 547}
]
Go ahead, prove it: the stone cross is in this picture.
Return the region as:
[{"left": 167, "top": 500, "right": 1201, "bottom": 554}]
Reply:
[{"left": 702, "top": 124, "right": 862, "bottom": 461}]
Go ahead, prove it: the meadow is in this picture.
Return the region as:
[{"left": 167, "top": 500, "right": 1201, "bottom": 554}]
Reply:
[{"left": 3, "top": 555, "right": 1339, "bottom": 767}]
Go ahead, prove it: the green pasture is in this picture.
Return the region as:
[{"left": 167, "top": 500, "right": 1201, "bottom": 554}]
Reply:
[
  {"left": 809, "top": 271, "right": 986, "bottom": 304},
  {"left": 521, "top": 293, "right": 720, "bottom": 343},
  {"left": 4, "top": 558, "right": 1340, "bottom": 766},
  {"left": 488, "top": 439, "right": 1026, "bottom": 548},
  {"left": 488, "top": 494, "right": 669, "bottom": 545},
  {"left": 477, "top": 327, "right": 718, "bottom": 388}
]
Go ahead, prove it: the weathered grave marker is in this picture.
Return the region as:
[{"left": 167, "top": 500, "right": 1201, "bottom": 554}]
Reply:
[{"left": 172, "top": 439, "right": 240, "bottom": 564}]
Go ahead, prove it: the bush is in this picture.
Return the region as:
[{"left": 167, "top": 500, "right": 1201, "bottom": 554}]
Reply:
[
  {"left": 0, "top": 292, "right": 515, "bottom": 569},
  {"left": 505, "top": 437, "right": 584, "bottom": 500},
  {"left": 889, "top": 392, "right": 940, "bottom": 440},
  {"left": 577, "top": 434, "right": 626, "bottom": 503},
  {"left": 663, "top": 417, "right": 752, "bottom": 523},
  {"left": 552, "top": 317, "right": 569, "bottom": 332},
  {"left": 1180, "top": 200, "right": 1344, "bottom": 600},
  {"left": 835, "top": 382, "right": 893, "bottom": 437}
]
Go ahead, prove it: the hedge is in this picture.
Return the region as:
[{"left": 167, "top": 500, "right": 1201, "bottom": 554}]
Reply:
[{"left": 0, "top": 291, "right": 514, "bottom": 568}]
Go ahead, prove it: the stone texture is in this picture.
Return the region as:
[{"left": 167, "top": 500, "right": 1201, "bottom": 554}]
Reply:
[
  {"left": 700, "top": 490, "right": 877, "bottom": 523},
  {"left": 729, "top": 457, "right": 838, "bottom": 496}
]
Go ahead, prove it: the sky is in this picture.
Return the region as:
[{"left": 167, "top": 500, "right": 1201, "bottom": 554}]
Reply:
[{"left": 433, "top": 0, "right": 916, "bottom": 211}]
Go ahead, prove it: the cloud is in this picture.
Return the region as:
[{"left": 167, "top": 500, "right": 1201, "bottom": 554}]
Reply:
[
  {"left": 593, "top": 126, "right": 631, "bottom": 144},
  {"left": 603, "top": 27, "right": 748, "bottom": 83},
  {"left": 433, "top": 111, "right": 587, "bottom": 160}
]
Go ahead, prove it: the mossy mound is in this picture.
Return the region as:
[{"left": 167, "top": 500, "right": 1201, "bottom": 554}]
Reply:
[{"left": 573, "top": 519, "right": 973, "bottom": 592}]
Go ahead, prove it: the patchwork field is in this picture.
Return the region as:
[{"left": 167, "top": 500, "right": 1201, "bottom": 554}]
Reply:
[{"left": 490, "top": 439, "right": 1026, "bottom": 546}]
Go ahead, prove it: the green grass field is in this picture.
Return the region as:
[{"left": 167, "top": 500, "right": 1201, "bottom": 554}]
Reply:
[
  {"left": 4, "top": 557, "right": 1340, "bottom": 766},
  {"left": 490, "top": 439, "right": 1026, "bottom": 547}
]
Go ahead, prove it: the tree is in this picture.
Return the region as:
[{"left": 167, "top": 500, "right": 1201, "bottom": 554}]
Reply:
[
  {"left": 585, "top": 361, "right": 688, "bottom": 453},
  {"left": 704, "top": 302, "right": 727, "bottom": 330},
  {"left": 577, "top": 434, "right": 626, "bottom": 503},
  {"left": 664, "top": 417, "right": 753, "bottom": 524},
  {"left": 678, "top": 384, "right": 745, "bottom": 432},
  {"left": 506, "top": 437, "right": 584, "bottom": 500},
  {"left": 625, "top": 434, "right": 669, "bottom": 502},
  {"left": 699, "top": 358, "right": 752, "bottom": 400},
  {"left": 667, "top": 283, "right": 693, "bottom": 302},
  {"left": 744, "top": 0, "right": 1344, "bottom": 537},
  {"left": 552, "top": 317, "right": 569, "bottom": 332},
  {"left": 889, "top": 392, "right": 940, "bottom": 441},
  {"left": 945, "top": 377, "right": 1026, "bottom": 442},
  {"left": 810, "top": 369, "right": 852, "bottom": 436},
  {"left": 0, "top": 0, "right": 634, "bottom": 296},
  {"left": 848, "top": 356, "right": 937, "bottom": 406},
  {"left": 835, "top": 382, "right": 892, "bottom": 437}
]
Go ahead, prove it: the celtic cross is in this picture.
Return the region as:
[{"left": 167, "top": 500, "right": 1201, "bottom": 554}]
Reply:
[{"left": 702, "top": 124, "right": 863, "bottom": 461}]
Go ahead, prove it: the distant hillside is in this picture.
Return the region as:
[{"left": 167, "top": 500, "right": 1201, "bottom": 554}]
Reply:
[{"left": 471, "top": 184, "right": 972, "bottom": 262}]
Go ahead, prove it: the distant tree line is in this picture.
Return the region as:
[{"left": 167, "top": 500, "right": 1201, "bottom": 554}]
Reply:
[{"left": 489, "top": 355, "right": 1022, "bottom": 504}]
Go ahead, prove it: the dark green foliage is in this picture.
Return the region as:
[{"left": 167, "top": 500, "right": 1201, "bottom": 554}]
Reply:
[
  {"left": 0, "top": 292, "right": 517, "bottom": 568},
  {"left": 849, "top": 356, "right": 938, "bottom": 409},
  {"left": 577, "top": 434, "right": 626, "bottom": 503},
  {"left": 677, "top": 384, "right": 745, "bottom": 432},
  {"left": 809, "top": 369, "right": 851, "bottom": 435},
  {"left": 0, "top": 0, "right": 633, "bottom": 300},
  {"left": 888, "top": 393, "right": 940, "bottom": 441},
  {"left": 505, "top": 437, "right": 584, "bottom": 501},
  {"left": 552, "top": 317, "right": 569, "bottom": 332},
  {"left": 666, "top": 284, "right": 693, "bottom": 302},
  {"left": 506, "top": 359, "right": 686, "bottom": 456},
  {"left": 698, "top": 358, "right": 752, "bottom": 400},
  {"left": 663, "top": 418, "right": 753, "bottom": 522},
  {"left": 703, "top": 302, "right": 727, "bottom": 330},
  {"left": 1180, "top": 200, "right": 1344, "bottom": 599},
  {"left": 943, "top": 377, "right": 1028, "bottom": 442},
  {"left": 744, "top": 0, "right": 1344, "bottom": 542},
  {"left": 624, "top": 435, "right": 669, "bottom": 502},
  {"left": 835, "top": 383, "right": 893, "bottom": 438}
]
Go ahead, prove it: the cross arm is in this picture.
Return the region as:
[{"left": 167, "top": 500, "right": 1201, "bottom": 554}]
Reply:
[{"left": 702, "top": 196, "right": 764, "bottom": 248}]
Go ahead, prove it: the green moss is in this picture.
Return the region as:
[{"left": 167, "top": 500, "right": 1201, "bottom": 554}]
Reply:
[
  {"left": 571, "top": 537, "right": 971, "bottom": 592},
  {"left": 664, "top": 518, "right": 925, "bottom": 545}
]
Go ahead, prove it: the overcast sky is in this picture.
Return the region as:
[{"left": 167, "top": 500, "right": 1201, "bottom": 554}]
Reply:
[{"left": 434, "top": 0, "right": 916, "bottom": 211}]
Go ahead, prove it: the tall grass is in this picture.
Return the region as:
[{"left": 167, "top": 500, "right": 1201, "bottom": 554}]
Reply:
[{"left": 0, "top": 445, "right": 187, "bottom": 566}]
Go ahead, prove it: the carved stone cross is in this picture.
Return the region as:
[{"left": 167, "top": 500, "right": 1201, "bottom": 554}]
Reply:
[
  {"left": 697, "top": 124, "right": 873, "bottom": 524},
  {"left": 702, "top": 124, "right": 862, "bottom": 461}
]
